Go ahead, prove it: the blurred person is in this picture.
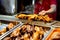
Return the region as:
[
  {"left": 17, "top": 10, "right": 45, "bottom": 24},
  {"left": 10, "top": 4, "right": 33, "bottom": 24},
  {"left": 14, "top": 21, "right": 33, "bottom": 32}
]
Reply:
[{"left": 34, "top": 0, "right": 57, "bottom": 20}]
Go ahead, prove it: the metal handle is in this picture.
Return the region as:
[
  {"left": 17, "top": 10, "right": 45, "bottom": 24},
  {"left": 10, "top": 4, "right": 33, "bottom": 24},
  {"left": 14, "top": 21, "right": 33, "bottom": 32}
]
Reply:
[{"left": 0, "top": 22, "right": 24, "bottom": 40}]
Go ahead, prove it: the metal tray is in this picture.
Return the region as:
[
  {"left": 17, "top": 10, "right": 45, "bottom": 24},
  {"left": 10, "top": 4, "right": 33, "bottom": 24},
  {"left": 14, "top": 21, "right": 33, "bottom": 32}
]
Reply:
[
  {"left": 52, "top": 21, "right": 60, "bottom": 27},
  {"left": 0, "top": 20, "right": 20, "bottom": 36},
  {"left": 1, "top": 23, "right": 51, "bottom": 40},
  {"left": 0, "top": 15, "right": 57, "bottom": 27},
  {"left": 0, "top": 22, "right": 23, "bottom": 40},
  {"left": 17, "top": 19, "right": 57, "bottom": 27},
  {"left": 15, "top": 13, "right": 57, "bottom": 26},
  {"left": 43, "top": 28, "right": 53, "bottom": 40},
  {"left": 44, "top": 28, "right": 60, "bottom": 40}
]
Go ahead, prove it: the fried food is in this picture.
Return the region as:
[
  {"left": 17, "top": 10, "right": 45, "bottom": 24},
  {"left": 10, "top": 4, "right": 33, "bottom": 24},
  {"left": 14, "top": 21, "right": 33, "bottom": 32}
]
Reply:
[
  {"left": 0, "top": 22, "right": 16, "bottom": 36},
  {"left": 38, "top": 15, "right": 52, "bottom": 22},
  {"left": 15, "top": 36, "right": 21, "bottom": 40},
  {"left": 43, "top": 15, "right": 52, "bottom": 22},
  {"left": 16, "top": 14, "right": 52, "bottom": 22},
  {"left": 28, "top": 14, "right": 38, "bottom": 20},
  {"left": 3, "top": 24, "right": 50, "bottom": 40},
  {"left": 0, "top": 27, "right": 6, "bottom": 35},
  {"left": 8, "top": 23, "right": 14, "bottom": 30},
  {"left": 10, "top": 27, "right": 21, "bottom": 37},
  {"left": 38, "top": 15, "right": 43, "bottom": 20},
  {"left": 16, "top": 14, "right": 26, "bottom": 19},
  {"left": 3, "top": 37, "right": 12, "bottom": 40},
  {"left": 35, "top": 26, "right": 44, "bottom": 35},
  {"left": 32, "top": 32, "right": 40, "bottom": 40},
  {"left": 23, "top": 33, "right": 30, "bottom": 40}
]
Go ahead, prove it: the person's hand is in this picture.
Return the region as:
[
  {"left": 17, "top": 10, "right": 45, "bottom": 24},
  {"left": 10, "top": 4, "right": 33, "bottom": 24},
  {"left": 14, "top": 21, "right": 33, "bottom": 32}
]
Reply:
[{"left": 39, "top": 10, "right": 47, "bottom": 15}]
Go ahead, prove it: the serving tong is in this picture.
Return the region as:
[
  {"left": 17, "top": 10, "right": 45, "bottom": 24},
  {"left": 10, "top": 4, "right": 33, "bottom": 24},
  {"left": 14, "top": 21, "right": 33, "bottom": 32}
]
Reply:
[{"left": 0, "top": 22, "right": 24, "bottom": 40}]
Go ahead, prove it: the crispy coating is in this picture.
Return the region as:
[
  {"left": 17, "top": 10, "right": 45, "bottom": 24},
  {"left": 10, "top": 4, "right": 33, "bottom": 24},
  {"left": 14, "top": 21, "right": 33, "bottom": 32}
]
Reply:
[
  {"left": 10, "top": 27, "right": 21, "bottom": 37},
  {"left": 8, "top": 23, "right": 14, "bottom": 30},
  {"left": 0, "top": 27, "right": 6, "bottom": 35},
  {"left": 16, "top": 14, "right": 52, "bottom": 22}
]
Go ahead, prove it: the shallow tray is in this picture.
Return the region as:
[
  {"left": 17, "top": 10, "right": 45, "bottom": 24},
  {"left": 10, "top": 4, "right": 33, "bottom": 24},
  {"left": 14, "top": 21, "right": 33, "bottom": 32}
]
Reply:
[
  {"left": 52, "top": 21, "right": 60, "bottom": 27},
  {"left": 18, "top": 19, "right": 57, "bottom": 27},
  {"left": 45, "top": 28, "right": 60, "bottom": 40},
  {"left": 0, "top": 20, "right": 20, "bottom": 36},
  {"left": 1, "top": 23, "right": 51, "bottom": 40}
]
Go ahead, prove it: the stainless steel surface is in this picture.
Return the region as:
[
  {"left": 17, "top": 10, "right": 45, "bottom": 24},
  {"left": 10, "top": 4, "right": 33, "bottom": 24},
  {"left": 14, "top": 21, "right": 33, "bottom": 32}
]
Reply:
[
  {"left": 0, "top": 15, "right": 19, "bottom": 21},
  {"left": 0, "top": 22, "right": 24, "bottom": 40},
  {"left": 0, "top": 19, "right": 21, "bottom": 38},
  {"left": 0, "top": 19, "right": 19, "bottom": 30},
  {"left": 52, "top": 21, "right": 60, "bottom": 27},
  {"left": 16, "top": 19, "right": 57, "bottom": 27},
  {"left": 43, "top": 28, "right": 53, "bottom": 40},
  {"left": 0, "top": 15, "right": 54, "bottom": 40},
  {"left": 0, "top": 15, "right": 58, "bottom": 27},
  {"left": 32, "top": 0, "right": 35, "bottom": 13},
  {"left": 0, "top": 15, "right": 59, "bottom": 40},
  {"left": 1, "top": 0, "right": 17, "bottom": 14}
]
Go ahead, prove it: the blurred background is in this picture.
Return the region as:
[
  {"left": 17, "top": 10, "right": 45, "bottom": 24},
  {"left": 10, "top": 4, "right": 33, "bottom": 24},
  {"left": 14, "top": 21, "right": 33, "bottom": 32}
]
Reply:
[{"left": 0, "top": 0, "right": 60, "bottom": 21}]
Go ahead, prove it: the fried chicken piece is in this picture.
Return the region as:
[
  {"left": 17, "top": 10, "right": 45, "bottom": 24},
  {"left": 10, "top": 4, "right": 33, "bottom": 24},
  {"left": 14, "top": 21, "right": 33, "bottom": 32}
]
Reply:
[
  {"left": 21, "top": 25, "right": 27, "bottom": 29},
  {"left": 0, "top": 27, "right": 6, "bottom": 35},
  {"left": 32, "top": 14, "right": 38, "bottom": 20},
  {"left": 28, "top": 14, "right": 38, "bottom": 20},
  {"left": 3, "top": 37, "right": 12, "bottom": 40},
  {"left": 35, "top": 26, "right": 44, "bottom": 35},
  {"left": 30, "top": 37, "right": 33, "bottom": 40},
  {"left": 20, "top": 25, "right": 28, "bottom": 35},
  {"left": 28, "top": 15, "right": 35, "bottom": 20},
  {"left": 35, "top": 26, "right": 40, "bottom": 32},
  {"left": 21, "top": 25, "right": 27, "bottom": 32},
  {"left": 23, "top": 33, "right": 30, "bottom": 40},
  {"left": 40, "top": 35, "right": 44, "bottom": 40},
  {"left": 10, "top": 27, "right": 21, "bottom": 37},
  {"left": 26, "top": 25, "right": 34, "bottom": 33},
  {"left": 38, "top": 15, "right": 52, "bottom": 22},
  {"left": 17, "top": 14, "right": 26, "bottom": 19},
  {"left": 20, "top": 35, "right": 24, "bottom": 40},
  {"left": 43, "top": 15, "right": 52, "bottom": 22},
  {"left": 8, "top": 23, "right": 14, "bottom": 30},
  {"left": 32, "top": 32, "right": 40, "bottom": 40},
  {"left": 38, "top": 15, "right": 43, "bottom": 20},
  {"left": 15, "top": 36, "right": 21, "bottom": 40},
  {"left": 39, "top": 27, "right": 44, "bottom": 31}
]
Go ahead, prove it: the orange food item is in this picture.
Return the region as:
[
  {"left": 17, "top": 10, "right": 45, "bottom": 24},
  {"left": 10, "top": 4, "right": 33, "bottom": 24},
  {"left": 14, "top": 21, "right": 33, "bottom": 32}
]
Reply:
[
  {"left": 38, "top": 15, "right": 43, "bottom": 20},
  {"left": 43, "top": 15, "right": 52, "bottom": 22},
  {"left": 38, "top": 15, "right": 52, "bottom": 22},
  {"left": 32, "top": 32, "right": 40, "bottom": 40},
  {"left": 10, "top": 27, "right": 21, "bottom": 37},
  {"left": 23, "top": 34, "right": 30, "bottom": 40},
  {"left": 16, "top": 14, "right": 52, "bottom": 22},
  {"left": 28, "top": 14, "right": 38, "bottom": 20},
  {"left": 8, "top": 23, "right": 14, "bottom": 30},
  {"left": 17, "top": 14, "right": 26, "bottom": 19},
  {"left": 0, "top": 28, "right": 6, "bottom": 35},
  {"left": 35, "top": 26, "right": 44, "bottom": 35},
  {"left": 45, "top": 28, "right": 60, "bottom": 40}
]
